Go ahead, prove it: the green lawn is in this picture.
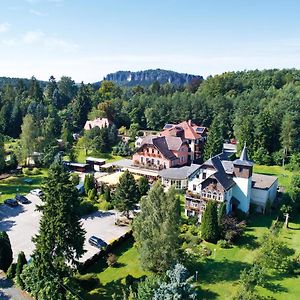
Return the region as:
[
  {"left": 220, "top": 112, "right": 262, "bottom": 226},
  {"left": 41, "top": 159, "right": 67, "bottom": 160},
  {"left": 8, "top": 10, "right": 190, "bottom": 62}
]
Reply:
[
  {"left": 79, "top": 237, "right": 147, "bottom": 299},
  {"left": 74, "top": 147, "right": 123, "bottom": 164},
  {"left": 253, "top": 164, "right": 298, "bottom": 188},
  {"left": 0, "top": 169, "right": 47, "bottom": 203},
  {"left": 80, "top": 214, "right": 300, "bottom": 299}
]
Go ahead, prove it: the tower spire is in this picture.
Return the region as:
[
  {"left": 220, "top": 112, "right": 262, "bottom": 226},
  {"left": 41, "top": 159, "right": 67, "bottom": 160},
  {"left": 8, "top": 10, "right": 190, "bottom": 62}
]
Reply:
[{"left": 240, "top": 143, "right": 249, "bottom": 161}]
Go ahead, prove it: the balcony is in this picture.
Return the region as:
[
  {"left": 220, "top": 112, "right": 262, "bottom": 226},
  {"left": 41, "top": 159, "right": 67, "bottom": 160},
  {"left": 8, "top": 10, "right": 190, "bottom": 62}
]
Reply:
[{"left": 133, "top": 160, "right": 164, "bottom": 170}]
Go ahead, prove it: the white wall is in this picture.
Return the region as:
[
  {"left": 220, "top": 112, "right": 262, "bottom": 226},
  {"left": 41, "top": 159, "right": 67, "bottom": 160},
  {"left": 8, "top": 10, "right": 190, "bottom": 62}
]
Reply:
[{"left": 232, "top": 177, "right": 252, "bottom": 213}]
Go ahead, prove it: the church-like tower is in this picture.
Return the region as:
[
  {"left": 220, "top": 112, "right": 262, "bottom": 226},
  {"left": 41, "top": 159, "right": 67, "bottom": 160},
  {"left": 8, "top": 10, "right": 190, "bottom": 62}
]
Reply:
[{"left": 232, "top": 144, "right": 253, "bottom": 213}]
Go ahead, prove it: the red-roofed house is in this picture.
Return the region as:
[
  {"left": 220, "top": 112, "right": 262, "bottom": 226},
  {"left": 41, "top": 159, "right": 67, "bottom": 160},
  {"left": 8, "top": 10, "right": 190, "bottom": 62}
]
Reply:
[
  {"left": 132, "top": 135, "right": 189, "bottom": 170},
  {"left": 84, "top": 118, "right": 112, "bottom": 131},
  {"left": 160, "top": 120, "right": 207, "bottom": 162}
]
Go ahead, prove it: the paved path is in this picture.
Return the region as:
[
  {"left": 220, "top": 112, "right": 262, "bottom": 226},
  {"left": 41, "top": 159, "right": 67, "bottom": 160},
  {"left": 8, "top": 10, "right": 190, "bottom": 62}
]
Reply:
[{"left": 0, "top": 272, "right": 32, "bottom": 300}]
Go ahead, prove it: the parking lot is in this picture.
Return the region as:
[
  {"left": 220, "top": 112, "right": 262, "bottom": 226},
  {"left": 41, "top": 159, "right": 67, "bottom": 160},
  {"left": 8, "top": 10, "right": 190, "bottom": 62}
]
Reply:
[{"left": 0, "top": 194, "right": 130, "bottom": 263}]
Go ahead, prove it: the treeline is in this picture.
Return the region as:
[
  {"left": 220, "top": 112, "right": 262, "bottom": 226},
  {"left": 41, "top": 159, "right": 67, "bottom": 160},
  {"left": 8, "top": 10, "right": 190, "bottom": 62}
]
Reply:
[{"left": 1, "top": 69, "right": 300, "bottom": 167}]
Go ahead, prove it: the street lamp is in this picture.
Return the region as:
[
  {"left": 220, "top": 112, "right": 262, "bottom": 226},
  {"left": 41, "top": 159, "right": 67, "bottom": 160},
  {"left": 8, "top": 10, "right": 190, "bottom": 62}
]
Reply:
[{"left": 195, "top": 270, "right": 198, "bottom": 282}]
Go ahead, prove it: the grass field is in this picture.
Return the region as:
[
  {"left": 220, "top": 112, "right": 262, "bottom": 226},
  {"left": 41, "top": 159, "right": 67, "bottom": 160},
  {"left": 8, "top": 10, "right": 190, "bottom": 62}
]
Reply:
[
  {"left": 80, "top": 214, "right": 300, "bottom": 300},
  {"left": 80, "top": 165, "right": 300, "bottom": 299},
  {"left": 74, "top": 147, "right": 123, "bottom": 164},
  {"left": 0, "top": 169, "right": 47, "bottom": 203},
  {"left": 80, "top": 238, "right": 147, "bottom": 299}
]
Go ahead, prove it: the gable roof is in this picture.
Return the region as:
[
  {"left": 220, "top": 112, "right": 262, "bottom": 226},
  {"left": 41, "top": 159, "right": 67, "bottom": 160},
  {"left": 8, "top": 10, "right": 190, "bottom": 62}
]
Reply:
[
  {"left": 138, "top": 135, "right": 185, "bottom": 161},
  {"left": 202, "top": 155, "right": 235, "bottom": 190},
  {"left": 160, "top": 120, "right": 207, "bottom": 140},
  {"left": 159, "top": 164, "right": 201, "bottom": 180}
]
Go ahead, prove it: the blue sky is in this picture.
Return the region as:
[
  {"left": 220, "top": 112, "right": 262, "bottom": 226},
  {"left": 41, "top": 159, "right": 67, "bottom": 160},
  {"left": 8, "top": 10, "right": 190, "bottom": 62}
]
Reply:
[{"left": 0, "top": 0, "right": 300, "bottom": 82}]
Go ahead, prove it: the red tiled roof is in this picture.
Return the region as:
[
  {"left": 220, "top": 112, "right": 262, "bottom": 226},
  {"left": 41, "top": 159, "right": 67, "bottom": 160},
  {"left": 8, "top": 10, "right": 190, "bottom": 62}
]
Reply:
[{"left": 160, "top": 120, "right": 206, "bottom": 140}]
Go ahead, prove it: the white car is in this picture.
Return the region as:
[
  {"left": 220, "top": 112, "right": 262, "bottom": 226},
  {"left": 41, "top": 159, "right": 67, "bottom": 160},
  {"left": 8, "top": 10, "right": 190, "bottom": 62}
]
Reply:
[{"left": 30, "top": 189, "right": 44, "bottom": 197}]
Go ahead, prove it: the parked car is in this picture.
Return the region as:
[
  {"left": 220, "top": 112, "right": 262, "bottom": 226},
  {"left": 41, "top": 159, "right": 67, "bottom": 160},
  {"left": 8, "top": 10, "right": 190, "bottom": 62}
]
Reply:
[
  {"left": 30, "top": 189, "right": 44, "bottom": 197},
  {"left": 4, "top": 198, "right": 19, "bottom": 207},
  {"left": 88, "top": 236, "right": 107, "bottom": 249},
  {"left": 15, "top": 194, "right": 30, "bottom": 204}
]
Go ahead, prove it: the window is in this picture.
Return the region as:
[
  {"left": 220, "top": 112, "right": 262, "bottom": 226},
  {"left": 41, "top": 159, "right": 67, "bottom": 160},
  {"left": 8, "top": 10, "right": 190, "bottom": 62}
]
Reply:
[
  {"left": 157, "top": 151, "right": 160, "bottom": 155},
  {"left": 193, "top": 184, "right": 197, "bottom": 191},
  {"left": 141, "top": 157, "right": 144, "bottom": 163},
  {"left": 202, "top": 172, "right": 206, "bottom": 179},
  {"left": 207, "top": 191, "right": 212, "bottom": 198},
  {"left": 176, "top": 180, "right": 181, "bottom": 189},
  {"left": 152, "top": 149, "right": 154, "bottom": 154},
  {"left": 218, "top": 193, "right": 223, "bottom": 201},
  {"left": 213, "top": 192, "right": 217, "bottom": 200},
  {"left": 147, "top": 148, "right": 149, "bottom": 153},
  {"left": 201, "top": 189, "right": 207, "bottom": 198},
  {"left": 157, "top": 160, "right": 160, "bottom": 165},
  {"left": 151, "top": 158, "right": 154, "bottom": 164}
]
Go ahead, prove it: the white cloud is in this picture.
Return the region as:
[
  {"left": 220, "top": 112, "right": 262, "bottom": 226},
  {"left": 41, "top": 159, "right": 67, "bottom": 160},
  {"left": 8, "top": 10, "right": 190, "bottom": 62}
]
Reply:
[
  {"left": 43, "top": 36, "right": 78, "bottom": 53},
  {"left": 29, "top": 9, "right": 47, "bottom": 16},
  {"left": 0, "top": 23, "right": 10, "bottom": 33},
  {"left": 22, "top": 30, "right": 44, "bottom": 44},
  {"left": 2, "top": 39, "right": 17, "bottom": 46}
]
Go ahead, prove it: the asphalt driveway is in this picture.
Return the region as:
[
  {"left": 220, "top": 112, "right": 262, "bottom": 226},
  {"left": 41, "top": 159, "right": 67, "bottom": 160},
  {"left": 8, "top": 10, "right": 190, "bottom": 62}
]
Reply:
[{"left": 0, "top": 194, "right": 130, "bottom": 263}]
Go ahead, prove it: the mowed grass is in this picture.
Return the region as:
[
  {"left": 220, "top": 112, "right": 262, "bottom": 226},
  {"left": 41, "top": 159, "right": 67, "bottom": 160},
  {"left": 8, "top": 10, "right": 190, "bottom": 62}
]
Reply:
[
  {"left": 80, "top": 237, "right": 147, "bottom": 300},
  {"left": 81, "top": 214, "right": 300, "bottom": 299},
  {"left": 0, "top": 169, "right": 47, "bottom": 203},
  {"left": 253, "top": 164, "right": 298, "bottom": 188},
  {"left": 74, "top": 147, "right": 122, "bottom": 164}
]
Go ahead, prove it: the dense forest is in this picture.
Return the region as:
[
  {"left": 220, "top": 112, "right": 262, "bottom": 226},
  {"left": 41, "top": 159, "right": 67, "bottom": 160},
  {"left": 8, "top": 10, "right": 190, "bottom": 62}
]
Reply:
[{"left": 1, "top": 69, "right": 300, "bottom": 169}]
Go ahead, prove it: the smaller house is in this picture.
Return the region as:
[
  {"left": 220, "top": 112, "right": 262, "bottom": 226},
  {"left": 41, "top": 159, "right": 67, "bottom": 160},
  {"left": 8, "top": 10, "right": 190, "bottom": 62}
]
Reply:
[
  {"left": 251, "top": 174, "right": 278, "bottom": 213},
  {"left": 159, "top": 164, "right": 201, "bottom": 190},
  {"left": 84, "top": 118, "right": 112, "bottom": 131}
]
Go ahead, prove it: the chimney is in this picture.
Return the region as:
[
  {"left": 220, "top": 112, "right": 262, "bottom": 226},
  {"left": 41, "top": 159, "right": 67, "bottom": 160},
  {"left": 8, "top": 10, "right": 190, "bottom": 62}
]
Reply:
[{"left": 188, "top": 119, "right": 192, "bottom": 126}]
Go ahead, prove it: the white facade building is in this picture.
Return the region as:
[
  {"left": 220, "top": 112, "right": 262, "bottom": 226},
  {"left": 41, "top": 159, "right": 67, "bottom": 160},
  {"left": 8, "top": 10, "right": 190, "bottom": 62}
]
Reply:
[{"left": 185, "top": 145, "right": 278, "bottom": 221}]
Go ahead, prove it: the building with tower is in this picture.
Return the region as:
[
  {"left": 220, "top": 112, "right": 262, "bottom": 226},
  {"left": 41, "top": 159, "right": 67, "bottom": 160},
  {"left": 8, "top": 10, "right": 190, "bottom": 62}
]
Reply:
[{"left": 185, "top": 144, "right": 278, "bottom": 221}]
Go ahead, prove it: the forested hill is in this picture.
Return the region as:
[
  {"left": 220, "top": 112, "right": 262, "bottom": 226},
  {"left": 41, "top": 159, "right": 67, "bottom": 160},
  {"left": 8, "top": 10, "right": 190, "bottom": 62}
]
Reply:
[
  {"left": 101, "top": 69, "right": 203, "bottom": 87},
  {"left": 0, "top": 76, "right": 47, "bottom": 89}
]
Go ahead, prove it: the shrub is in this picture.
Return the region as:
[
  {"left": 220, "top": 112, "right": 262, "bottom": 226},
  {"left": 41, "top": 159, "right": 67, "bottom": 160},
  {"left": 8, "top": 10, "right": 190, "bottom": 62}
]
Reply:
[
  {"left": 106, "top": 253, "right": 117, "bottom": 267},
  {"left": 70, "top": 173, "right": 80, "bottom": 185},
  {"left": 76, "top": 273, "right": 99, "bottom": 290},
  {"left": 16, "top": 251, "right": 27, "bottom": 289},
  {"left": 22, "top": 168, "right": 31, "bottom": 175},
  {"left": 217, "top": 239, "right": 231, "bottom": 248},
  {"left": 98, "top": 200, "right": 113, "bottom": 211},
  {"left": 6, "top": 263, "right": 17, "bottom": 279},
  {"left": 199, "top": 246, "right": 212, "bottom": 257},
  {"left": 79, "top": 199, "right": 97, "bottom": 216},
  {"left": 31, "top": 168, "right": 40, "bottom": 175}
]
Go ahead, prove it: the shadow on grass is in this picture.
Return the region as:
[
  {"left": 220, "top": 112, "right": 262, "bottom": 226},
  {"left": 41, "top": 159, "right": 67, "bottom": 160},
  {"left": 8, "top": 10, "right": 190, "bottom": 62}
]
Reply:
[
  {"left": 189, "top": 258, "right": 250, "bottom": 284},
  {"left": 84, "top": 237, "right": 134, "bottom": 274},
  {"left": 196, "top": 287, "right": 219, "bottom": 299},
  {"left": 236, "top": 232, "right": 260, "bottom": 250}
]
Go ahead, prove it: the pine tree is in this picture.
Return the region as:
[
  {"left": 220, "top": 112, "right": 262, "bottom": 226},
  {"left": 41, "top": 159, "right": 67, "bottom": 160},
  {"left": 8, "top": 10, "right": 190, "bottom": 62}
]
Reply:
[
  {"left": 138, "top": 176, "right": 149, "bottom": 197},
  {"left": 0, "top": 134, "right": 6, "bottom": 173},
  {"left": 22, "top": 161, "right": 85, "bottom": 298},
  {"left": 204, "top": 115, "right": 224, "bottom": 160},
  {"left": 113, "top": 170, "right": 139, "bottom": 218},
  {"left": 84, "top": 174, "right": 95, "bottom": 195},
  {"left": 16, "top": 251, "right": 27, "bottom": 289},
  {"left": 218, "top": 202, "right": 227, "bottom": 226},
  {"left": 0, "top": 231, "right": 13, "bottom": 272},
  {"left": 201, "top": 200, "right": 219, "bottom": 243},
  {"left": 133, "top": 182, "right": 181, "bottom": 273},
  {"left": 153, "top": 264, "right": 196, "bottom": 299}
]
